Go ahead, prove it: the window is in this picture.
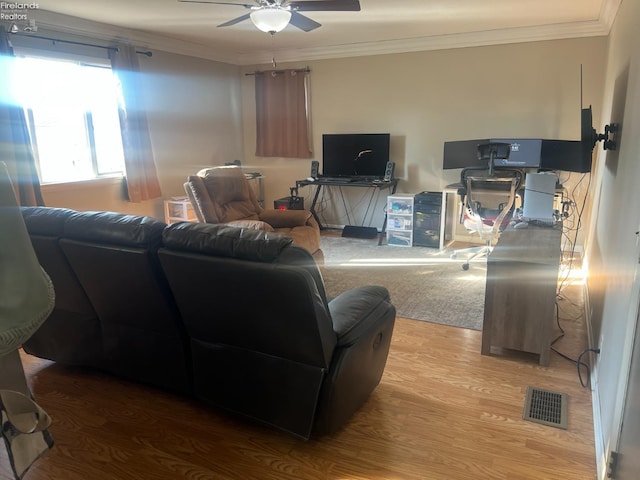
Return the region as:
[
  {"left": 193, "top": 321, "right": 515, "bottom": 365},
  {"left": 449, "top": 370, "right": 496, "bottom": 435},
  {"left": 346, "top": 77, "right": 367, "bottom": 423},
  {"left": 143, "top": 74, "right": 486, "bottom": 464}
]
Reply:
[{"left": 10, "top": 55, "right": 125, "bottom": 184}]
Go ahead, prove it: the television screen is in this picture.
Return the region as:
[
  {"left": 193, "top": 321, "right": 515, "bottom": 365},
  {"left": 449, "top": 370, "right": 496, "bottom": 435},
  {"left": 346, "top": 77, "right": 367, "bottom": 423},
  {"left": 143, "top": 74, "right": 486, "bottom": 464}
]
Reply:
[{"left": 322, "top": 133, "right": 390, "bottom": 178}]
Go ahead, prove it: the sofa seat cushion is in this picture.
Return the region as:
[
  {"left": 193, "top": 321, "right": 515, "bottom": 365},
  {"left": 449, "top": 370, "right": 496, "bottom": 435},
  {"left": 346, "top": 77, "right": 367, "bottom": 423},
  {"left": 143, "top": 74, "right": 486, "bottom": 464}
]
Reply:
[{"left": 273, "top": 225, "right": 321, "bottom": 257}]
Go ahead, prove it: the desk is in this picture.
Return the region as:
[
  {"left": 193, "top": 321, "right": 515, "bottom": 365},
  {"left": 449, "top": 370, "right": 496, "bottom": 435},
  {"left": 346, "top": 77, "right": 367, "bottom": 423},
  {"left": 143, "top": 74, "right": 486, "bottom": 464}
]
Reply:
[
  {"left": 296, "top": 178, "right": 398, "bottom": 242},
  {"left": 481, "top": 224, "right": 562, "bottom": 366}
]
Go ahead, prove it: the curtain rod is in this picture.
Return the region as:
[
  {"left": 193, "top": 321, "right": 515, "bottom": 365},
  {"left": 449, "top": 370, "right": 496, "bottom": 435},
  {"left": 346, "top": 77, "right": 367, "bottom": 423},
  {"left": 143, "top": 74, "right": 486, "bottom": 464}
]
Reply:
[
  {"left": 9, "top": 33, "right": 153, "bottom": 56},
  {"left": 245, "top": 67, "right": 310, "bottom": 76}
]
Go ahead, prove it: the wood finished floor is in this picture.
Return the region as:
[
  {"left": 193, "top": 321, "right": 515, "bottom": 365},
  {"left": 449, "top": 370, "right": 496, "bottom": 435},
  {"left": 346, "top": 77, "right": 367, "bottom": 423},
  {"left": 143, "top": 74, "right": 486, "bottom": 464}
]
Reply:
[{"left": 1, "top": 280, "right": 595, "bottom": 480}]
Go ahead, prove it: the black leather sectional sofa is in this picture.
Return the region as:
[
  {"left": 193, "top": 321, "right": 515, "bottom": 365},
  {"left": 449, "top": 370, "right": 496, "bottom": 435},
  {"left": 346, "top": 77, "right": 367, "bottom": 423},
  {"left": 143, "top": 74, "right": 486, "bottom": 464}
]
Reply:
[{"left": 20, "top": 207, "right": 396, "bottom": 440}]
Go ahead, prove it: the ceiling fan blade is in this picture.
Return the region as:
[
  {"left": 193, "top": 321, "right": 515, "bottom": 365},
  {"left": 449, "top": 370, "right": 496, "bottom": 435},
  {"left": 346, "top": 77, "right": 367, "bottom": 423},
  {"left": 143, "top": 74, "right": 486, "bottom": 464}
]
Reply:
[
  {"left": 287, "top": 0, "right": 360, "bottom": 11},
  {"left": 289, "top": 11, "right": 321, "bottom": 32},
  {"left": 178, "top": 0, "right": 254, "bottom": 7},
  {"left": 217, "top": 12, "right": 252, "bottom": 27}
]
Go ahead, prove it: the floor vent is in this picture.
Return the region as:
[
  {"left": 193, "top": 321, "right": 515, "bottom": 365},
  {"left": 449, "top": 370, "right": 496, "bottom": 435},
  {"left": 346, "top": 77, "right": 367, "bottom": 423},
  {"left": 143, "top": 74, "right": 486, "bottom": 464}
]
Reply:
[{"left": 522, "top": 386, "right": 568, "bottom": 429}]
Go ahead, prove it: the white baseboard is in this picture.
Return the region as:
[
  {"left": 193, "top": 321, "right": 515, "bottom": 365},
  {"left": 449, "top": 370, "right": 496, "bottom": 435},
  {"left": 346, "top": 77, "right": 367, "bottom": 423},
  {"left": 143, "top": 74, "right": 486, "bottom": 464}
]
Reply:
[
  {"left": 593, "top": 385, "right": 607, "bottom": 480},
  {"left": 583, "top": 278, "right": 606, "bottom": 479}
]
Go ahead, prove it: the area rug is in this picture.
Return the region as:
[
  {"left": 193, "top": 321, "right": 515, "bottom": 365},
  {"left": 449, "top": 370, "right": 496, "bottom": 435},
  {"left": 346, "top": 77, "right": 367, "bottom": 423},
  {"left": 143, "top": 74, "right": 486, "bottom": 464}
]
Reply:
[{"left": 319, "top": 235, "right": 487, "bottom": 330}]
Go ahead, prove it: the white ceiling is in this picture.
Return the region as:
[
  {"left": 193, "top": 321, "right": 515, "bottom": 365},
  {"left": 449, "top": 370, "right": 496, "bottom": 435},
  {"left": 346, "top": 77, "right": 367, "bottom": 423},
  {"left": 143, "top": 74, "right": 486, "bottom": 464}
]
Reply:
[{"left": 19, "top": 0, "right": 621, "bottom": 65}]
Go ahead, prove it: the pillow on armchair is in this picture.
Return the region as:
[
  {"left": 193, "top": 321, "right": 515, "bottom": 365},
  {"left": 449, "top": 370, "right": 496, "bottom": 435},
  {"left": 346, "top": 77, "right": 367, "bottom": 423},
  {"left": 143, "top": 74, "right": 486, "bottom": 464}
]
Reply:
[{"left": 226, "top": 219, "right": 275, "bottom": 232}]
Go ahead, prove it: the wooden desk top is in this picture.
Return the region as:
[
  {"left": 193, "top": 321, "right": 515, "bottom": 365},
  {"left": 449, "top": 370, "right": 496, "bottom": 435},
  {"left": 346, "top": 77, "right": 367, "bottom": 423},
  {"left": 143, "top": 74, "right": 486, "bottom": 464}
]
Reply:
[
  {"left": 491, "top": 224, "right": 562, "bottom": 265},
  {"left": 296, "top": 178, "right": 398, "bottom": 189}
]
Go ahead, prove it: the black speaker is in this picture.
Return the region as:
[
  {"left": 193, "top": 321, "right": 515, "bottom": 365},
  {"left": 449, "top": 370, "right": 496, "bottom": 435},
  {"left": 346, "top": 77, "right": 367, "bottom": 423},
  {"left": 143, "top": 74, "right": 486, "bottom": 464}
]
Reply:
[
  {"left": 274, "top": 196, "right": 304, "bottom": 210},
  {"left": 383, "top": 161, "right": 395, "bottom": 181},
  {"left": 342, "top": 225, "right": 378, "bottom": 239},
  {"left": 310, "top": 160, "right": 319, "bottom": 178}
]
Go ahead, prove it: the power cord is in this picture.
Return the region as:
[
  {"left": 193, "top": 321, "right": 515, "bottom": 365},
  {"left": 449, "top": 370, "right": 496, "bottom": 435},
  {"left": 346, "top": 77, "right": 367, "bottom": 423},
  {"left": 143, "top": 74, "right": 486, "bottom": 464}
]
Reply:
[
  {"left": 556, "top": 171, "right": 591, "bottom": 296},
  {"left": 550, "top": 299, "right": 600, "bottom": 387},
  {"left": 552, "top": 339, "right": 598, "bottom": 387},
  {"left": 577, "top": 348, "right": 601, "bottom": 388}
]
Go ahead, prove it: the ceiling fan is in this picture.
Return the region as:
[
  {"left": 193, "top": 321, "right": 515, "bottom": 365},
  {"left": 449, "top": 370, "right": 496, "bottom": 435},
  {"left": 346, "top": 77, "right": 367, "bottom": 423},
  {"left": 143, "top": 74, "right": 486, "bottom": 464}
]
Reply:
[{"left": 177, "top": 0, "right": 361, "bottom": 33}]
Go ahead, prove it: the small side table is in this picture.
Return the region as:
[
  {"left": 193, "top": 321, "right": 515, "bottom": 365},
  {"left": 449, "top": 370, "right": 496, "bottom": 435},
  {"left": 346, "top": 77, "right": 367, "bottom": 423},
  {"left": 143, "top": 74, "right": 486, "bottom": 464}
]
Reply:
[{"left": 164, "top": 197, "right": 197, "bottom": 224}]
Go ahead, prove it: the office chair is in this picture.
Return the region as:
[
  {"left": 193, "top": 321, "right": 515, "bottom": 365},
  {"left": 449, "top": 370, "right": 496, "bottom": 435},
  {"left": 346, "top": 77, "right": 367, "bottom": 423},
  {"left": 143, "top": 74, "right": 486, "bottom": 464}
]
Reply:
[{"left": 451, "top": 143, "right": 523, "bottom": 270}]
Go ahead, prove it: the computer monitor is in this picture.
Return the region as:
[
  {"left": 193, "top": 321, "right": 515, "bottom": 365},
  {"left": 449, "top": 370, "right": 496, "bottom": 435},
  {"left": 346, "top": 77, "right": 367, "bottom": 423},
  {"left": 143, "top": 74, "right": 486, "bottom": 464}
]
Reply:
[
  {"left": 322, "top": 133, "right": 390, "bottom": 178},
  {"left": 443, "top": 138, "right": 543, "bottom": 169},
  {"left": 492, "top": 139, "right": 542, "bottom": 168},
  {"left": 539, "top": 140, "right": 587, "bottom": 172},
  {"left": 442, "top": 139, "right": 489, "bottom": 169}
]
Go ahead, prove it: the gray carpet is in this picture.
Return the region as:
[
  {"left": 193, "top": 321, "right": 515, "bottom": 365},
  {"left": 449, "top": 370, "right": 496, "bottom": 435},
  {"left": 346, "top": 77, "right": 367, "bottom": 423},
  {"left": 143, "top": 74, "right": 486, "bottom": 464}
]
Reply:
[{"left": 319, "top": 235, "right": 487, "bottom": 330}]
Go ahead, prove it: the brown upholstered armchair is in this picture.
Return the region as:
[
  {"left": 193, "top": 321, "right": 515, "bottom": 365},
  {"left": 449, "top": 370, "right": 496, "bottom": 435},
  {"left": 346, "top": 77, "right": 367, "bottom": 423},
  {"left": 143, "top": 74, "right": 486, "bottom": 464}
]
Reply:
[{"left": 184, "top": 166, "right": 322, "bottom": 261}]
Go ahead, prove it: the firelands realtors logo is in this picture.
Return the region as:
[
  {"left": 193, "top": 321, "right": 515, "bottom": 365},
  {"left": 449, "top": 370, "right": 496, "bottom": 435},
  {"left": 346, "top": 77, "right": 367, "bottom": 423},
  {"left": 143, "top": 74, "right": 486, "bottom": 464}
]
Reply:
[
  {"left": 1, "top": 2, "right": 39, "bottom": 20},
  {"left": 1, "top": 2, "right": 39, "bottom": 32}
]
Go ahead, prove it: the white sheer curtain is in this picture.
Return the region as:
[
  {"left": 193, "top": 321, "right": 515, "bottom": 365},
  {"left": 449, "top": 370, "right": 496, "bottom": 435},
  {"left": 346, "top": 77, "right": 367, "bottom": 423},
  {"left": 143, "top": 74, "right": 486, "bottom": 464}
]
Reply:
[
  {"left": 0, "top": 31, "right": 45, "bottom": 206},
  {"left": 110, "top": 44, "right": 162, "bottom": 202}
]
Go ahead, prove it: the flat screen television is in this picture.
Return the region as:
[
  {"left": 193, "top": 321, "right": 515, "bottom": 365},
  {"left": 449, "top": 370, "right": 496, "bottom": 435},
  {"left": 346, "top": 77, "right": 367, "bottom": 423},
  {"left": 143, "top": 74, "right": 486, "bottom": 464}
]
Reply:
[
  {"left": 578, "top": 106, "right": 596, "bottom": 172},
  {"left": 322, "top": 133, "right": 390, "bottom": 178},
  {"left": 538, "top": 107, "right": 595, "bottom": 173}
]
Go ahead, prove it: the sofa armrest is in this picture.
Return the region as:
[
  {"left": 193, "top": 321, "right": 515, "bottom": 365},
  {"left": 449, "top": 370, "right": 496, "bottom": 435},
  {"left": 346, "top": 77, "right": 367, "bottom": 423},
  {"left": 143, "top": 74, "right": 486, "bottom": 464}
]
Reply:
[
  {"left": 314, "top": 285, "right": 396, "bottom": 435},
  {"left": 259, "top": 209, "right": 313, "bottom": 228},
  {"left": 328, "top": 285, "right": 394, "bottom": 346}
]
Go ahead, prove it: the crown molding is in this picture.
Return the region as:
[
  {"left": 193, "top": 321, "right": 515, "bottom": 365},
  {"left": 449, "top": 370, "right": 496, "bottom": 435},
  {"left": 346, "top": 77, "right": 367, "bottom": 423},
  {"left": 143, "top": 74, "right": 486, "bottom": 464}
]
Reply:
[
  {"left": 25, "top": 3, "right": 619, "bottom": 67},
  {"left": 599, "top": 0, "right": 623, "bottom": 30},
  {"left": 237, "top": 20, "right": 611, "bottom": 66},
  {"left": 28, "top": 10, "right": 241, "bottom": 64}
]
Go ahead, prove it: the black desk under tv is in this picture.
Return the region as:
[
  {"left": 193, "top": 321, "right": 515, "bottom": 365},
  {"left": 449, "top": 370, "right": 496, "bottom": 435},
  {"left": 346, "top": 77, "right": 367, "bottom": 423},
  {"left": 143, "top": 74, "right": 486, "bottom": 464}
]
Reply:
[{"left": 295, "top": 177, "right": 398, "bottom": 244}]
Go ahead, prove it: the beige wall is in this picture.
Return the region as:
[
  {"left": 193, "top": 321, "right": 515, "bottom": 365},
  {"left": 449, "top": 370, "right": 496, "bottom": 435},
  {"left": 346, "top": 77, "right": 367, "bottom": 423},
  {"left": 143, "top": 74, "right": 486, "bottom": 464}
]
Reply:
[
  {"left": 33, "top": 31, "right": 609, "bottom": 243},
  {"left": 583, "top": 0, "right": 640, "bottom": 476},
  {"left": 240, "top": 37, "right": 607, "bottom": 230},
  {"left": 41, "top": 37, "right": 607, "bottom": 230},
  {"left": 43, "top": 49, "right": 243, "bottom": 221}
]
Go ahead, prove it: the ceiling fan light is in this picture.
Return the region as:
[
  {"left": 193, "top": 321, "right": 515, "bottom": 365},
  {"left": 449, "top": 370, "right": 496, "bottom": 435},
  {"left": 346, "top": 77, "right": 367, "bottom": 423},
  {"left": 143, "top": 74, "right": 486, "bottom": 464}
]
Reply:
[{"left": 250, "top": 8, "right": 292, "bottom": 33}]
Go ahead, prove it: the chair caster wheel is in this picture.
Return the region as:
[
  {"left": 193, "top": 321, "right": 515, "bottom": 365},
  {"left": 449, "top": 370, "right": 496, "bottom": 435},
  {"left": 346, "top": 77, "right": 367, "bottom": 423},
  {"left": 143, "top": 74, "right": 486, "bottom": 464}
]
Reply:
[{"left": 462, "top": 263, "right": 469, "bottom": 271}]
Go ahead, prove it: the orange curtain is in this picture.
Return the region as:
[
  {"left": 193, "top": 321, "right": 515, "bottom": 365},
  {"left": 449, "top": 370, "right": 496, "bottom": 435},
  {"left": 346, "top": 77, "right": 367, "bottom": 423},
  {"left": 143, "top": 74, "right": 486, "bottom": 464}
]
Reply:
[
  {"left": 110, "top": 45, "right": 162, "bottom": 203},
  {"left": 0, "top": 32, "right": 45, "bottom": 206},
  {"left": 255, "top": 69, "right": 312, "bottom": 159}
]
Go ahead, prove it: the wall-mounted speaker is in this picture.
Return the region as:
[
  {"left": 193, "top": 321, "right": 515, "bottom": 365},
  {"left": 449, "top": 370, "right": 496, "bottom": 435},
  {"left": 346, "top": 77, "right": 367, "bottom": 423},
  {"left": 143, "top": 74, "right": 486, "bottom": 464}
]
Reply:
[
  {"left": 383, "top": 161, "right": 395, "bottom": 181},
  {"left": 310, "top": 160, "right": 319, "bottom": 178}
]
